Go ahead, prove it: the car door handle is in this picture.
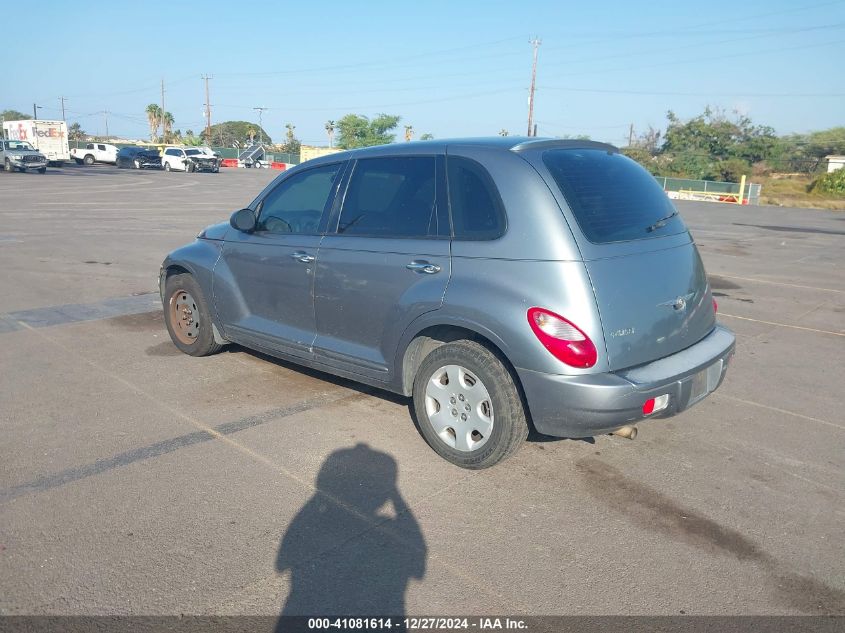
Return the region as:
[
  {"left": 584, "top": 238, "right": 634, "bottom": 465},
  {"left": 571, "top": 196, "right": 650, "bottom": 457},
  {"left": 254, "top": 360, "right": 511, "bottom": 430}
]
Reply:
[
  {"left": 290, "top": 251, "right": 315, "bottom": 263},
  {"left": 406, "top": 261, "right": 441, "bottom": 274}
]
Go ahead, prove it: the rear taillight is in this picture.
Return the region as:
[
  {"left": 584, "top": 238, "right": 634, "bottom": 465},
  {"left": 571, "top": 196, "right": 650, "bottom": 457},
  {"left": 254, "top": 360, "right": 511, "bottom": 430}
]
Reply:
[
  {"left": 527, "top": 307, "right": 597, "bottom": 368},
  {"left": 713, "top": 298, "right": 718, "bottom": 313}
]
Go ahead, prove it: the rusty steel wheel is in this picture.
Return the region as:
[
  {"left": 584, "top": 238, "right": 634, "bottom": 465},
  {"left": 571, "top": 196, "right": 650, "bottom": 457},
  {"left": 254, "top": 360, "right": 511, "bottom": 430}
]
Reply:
[
  {"left": 163, "top": 273, "right": 224, "bottom": 357},
  {"left": 169, "top": 289, "right": 201, "bottom": 345}
]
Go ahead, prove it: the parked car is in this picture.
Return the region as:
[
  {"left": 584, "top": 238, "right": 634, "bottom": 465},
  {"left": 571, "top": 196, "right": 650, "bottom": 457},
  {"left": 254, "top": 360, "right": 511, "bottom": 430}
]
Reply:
[
  {"left": 1, "top": 139, "right": 48, "bottom": 173},
  {"left": 162, "top": 147, "right": 219, "bottom": 172},
  {"left": 116, "top": 146, "right": 162, "bottom": 169},
  {"left": 159, "top": 138, "right": 735, "bottom": 468},
  {"left": 70, "top": 142, "right": 118, "bottom": 165}
]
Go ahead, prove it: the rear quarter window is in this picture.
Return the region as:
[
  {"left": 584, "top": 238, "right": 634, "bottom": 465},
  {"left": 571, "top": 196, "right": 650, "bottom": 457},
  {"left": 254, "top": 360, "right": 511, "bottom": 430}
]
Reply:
[
  {"left": 542, "top": 149, "right": 686, "bottom": 243},
  {"left": 447, "top": 156, "right": 506, "bottom": 240}
]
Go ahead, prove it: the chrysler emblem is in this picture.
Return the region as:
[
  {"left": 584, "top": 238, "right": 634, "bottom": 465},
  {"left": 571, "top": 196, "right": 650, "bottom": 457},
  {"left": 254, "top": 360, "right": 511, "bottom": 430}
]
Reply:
[{"left": 659, "top": 292, "right": 695, "bottom": 311}]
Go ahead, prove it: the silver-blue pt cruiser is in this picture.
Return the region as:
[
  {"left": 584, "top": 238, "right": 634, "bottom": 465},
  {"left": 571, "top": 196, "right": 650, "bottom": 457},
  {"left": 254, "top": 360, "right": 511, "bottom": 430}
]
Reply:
[{"left": 160, "top": 138, "right": 735, "bottom": 468}]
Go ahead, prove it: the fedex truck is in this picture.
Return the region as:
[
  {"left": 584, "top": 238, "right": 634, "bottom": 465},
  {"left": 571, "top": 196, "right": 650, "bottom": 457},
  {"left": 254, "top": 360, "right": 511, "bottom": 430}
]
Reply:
[{"left": 2, "top": 120, "right": 70, "bottom": 165}]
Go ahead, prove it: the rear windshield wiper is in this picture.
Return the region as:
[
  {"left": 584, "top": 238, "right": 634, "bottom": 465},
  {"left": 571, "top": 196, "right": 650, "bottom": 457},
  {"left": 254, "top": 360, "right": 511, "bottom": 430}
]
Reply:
[{"left": 646, "top": 211, "right": 678, "bottom": 232}]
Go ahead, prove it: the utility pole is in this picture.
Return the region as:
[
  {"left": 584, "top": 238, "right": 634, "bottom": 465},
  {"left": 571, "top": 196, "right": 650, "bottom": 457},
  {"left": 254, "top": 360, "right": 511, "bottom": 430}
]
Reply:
[
  {"left": 59, "top": 97, "right": 66, "bottom": 121},
  {"left": 253, "top": 107, "right": 267, "bottom": 144},
  {"left": 628, "top": 123, "right": 634, "bottom": 147},
  {"left": 160, "top": 79, "right": 166, "bottom": 143},
  {"left": 103, "top": 110, "right": 110, "bottom": 139},
  {"left": 202, "top": 74, "right": 213, "bottom": 143},
  {"left": 526, "top": 37, "right": 541, "bottom": 137},
  {"left": 33, "top": 103, "right": 38, "bottom": 120}
]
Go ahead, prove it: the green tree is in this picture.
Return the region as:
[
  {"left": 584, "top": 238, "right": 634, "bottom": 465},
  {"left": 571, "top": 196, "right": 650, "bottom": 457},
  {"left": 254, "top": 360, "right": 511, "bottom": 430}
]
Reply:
[
  {"left": 203, "top": 121, "right": 272, "bottom": 146},
  {"left": 145, "top": 104, "right": 162, "bottom": 142},
  {"left": 336, "top": 113, "right": 401, "bottom": 149},
  {"left": 281, "top": 123, "right": 301, "bottom": 154},
  {"left": 162, "top": 111, "right": 175, "bottom": 143},
  {"left": 68, "top": 122, "right": 86, "bottom": 140},
  {"left": 325, "top": 120, "right": 335, "bottom": 147},
  {"left": 657, "top": 108, "right": 778, "bottom": 180},
  {"left": 1, "top": 109, "right": 31, "bottom": 122},
  {"left": 420, "top": 133, "right": 434, "bottom": 141}
]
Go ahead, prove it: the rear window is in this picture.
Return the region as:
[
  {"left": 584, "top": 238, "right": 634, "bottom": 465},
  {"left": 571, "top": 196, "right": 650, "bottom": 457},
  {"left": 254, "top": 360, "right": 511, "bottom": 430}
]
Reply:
[{"left": 542, "top": 149, "right": 686, "bottom": 243}]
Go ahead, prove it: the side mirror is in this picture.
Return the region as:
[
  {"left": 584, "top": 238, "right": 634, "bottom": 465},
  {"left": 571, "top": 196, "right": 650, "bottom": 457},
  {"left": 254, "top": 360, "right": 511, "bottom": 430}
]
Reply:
[{"left": 230, "top": 208, "right": 257, "bottom": 233}]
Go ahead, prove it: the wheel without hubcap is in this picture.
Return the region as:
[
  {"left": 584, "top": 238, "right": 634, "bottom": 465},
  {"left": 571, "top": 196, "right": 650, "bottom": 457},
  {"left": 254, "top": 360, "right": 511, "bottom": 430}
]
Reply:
[
  {"left": 163, "top": 273, "right": 224, "bottom": 357},
  {"left": 168, "top": 289, "right": 200, "bottom": 345}
]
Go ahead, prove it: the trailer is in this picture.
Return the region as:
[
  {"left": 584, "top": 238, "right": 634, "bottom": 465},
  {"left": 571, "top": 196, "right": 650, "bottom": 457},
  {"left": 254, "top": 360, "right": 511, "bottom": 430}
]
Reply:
[{"left": 2, "top": 120, "right": 70, "bottom": 165}]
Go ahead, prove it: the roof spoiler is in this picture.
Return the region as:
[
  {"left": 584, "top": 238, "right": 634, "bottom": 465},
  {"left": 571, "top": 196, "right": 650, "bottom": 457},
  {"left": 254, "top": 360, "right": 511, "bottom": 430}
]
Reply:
[{"left": 510, "top": 138, "right": 619, "bottom": 153}]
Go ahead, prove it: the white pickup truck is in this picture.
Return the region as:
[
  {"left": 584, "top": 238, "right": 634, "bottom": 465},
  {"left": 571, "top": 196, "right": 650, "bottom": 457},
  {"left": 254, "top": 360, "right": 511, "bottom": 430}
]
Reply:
[{"left": 70, "top": 142, "right": 118, "bottom": 165}]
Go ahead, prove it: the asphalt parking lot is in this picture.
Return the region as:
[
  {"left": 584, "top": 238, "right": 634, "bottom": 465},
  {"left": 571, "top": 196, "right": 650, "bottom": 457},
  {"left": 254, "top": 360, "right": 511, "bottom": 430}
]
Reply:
[{"left": 0, "top": 165, "right": 843, "bottom": 617}]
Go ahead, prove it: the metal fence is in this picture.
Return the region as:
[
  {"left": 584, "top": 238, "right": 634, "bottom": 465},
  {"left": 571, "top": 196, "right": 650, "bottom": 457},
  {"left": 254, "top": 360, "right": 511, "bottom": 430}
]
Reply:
[{"left": 654, "top": 176, "right": 761, "bottom": 205}]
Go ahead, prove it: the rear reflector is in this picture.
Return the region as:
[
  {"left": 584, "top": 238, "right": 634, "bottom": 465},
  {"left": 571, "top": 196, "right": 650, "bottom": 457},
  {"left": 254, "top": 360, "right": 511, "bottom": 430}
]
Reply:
[
  {"left": 527, "top": 307, "right": 597, "bottom": 368},
  {"left": 713, "top": 298, "right": 718, "bottom": 313},
  {"left": 642, "top": 394, "right": 669, "bottom": 416}
]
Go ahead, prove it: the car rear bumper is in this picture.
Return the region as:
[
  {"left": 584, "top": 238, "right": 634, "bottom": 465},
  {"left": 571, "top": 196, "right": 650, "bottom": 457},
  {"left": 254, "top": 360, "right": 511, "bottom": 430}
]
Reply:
[{"left": 517, "top": 324, "right": 736, "bottom": 437}]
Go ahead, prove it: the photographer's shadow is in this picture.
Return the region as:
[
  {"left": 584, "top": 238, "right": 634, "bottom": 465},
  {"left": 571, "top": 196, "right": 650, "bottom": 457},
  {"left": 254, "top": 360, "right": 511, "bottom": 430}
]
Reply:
[{"left": 276, "top": 443, "right": 426, "bottom": 621}]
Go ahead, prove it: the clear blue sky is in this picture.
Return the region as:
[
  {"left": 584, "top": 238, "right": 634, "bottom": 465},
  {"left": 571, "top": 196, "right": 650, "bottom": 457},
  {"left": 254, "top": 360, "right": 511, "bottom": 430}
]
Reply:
[{"left": 6, "top": 0, "right": 844, "bottom": 145}]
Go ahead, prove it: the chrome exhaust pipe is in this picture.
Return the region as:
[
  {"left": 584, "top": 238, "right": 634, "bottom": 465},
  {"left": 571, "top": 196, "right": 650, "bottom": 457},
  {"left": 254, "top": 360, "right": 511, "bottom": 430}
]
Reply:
[{"left": 612, "top": 425, "right": 638, "bottom": 439}]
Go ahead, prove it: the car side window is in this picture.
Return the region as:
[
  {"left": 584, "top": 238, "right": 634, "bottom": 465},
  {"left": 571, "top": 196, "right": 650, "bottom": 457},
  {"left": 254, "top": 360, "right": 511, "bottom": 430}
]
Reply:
[
  {"left": 86, "top": 144, "right": 94, "bottom": 150},
  {"left": 98, "top": 145, "right": 106, "bottom": 151},
  {"left": 256, "top": 163, "right": 342, "bottom": 235},
  {"left": 447, "top": 157, "right": 506, "bottom": 240},
  {"left": 337, "top": 157, "right": 440, "bottom": 238}
]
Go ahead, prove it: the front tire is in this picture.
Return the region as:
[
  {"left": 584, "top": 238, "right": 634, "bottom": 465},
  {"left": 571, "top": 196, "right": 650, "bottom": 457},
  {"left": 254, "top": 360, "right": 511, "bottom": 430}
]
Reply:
[
  {"left": 164, "top": 161, "right": 171, "bottom": 172},
  {"left": 4, "top": 159, "right": 13, "bottom": 172},
  {"left": 163, "top": 273, "right": 224, "bottom": 357},
  {"left": 38, "top": 167, "right": 46, "bottom": 174},
  {"left": 412, "top": 340, "right": 528, "bottom": 469},
  {"left": 134, "top": 159, "right": 141, "bottom": 169}
]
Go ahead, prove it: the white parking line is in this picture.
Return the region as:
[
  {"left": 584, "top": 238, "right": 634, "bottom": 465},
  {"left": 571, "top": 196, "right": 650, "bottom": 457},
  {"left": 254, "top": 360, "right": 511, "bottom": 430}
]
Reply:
[
  {"left": 715, "top": 393, "right": 844, "bottom": 432},
  {"left": 714, "top": 274, "right": 843, "bottom": 294},
  {"left": 719, "top": 313, "right": 845, "bottom": 337}
]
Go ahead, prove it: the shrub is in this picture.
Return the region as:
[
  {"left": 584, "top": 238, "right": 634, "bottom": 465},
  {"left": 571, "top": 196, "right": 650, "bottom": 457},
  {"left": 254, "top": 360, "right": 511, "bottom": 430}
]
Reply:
[{"left": 809, "top": 169, "right": 845, "bottom": 195}]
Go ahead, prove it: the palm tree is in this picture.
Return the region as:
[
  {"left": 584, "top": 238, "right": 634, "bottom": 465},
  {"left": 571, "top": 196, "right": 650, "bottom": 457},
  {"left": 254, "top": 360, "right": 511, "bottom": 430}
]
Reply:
[
  {"left": 325, "top": 120, "right": 335, "bottom": 148},
  {"left": 145, "top": 104, "right": 162, "bottom": 142},
  {"left": 404, "top": 125, "right": 414, "bottom": 142},
  {"left": 162, "top": 112, "right": 175, "bottom": 143},
  {"left": 499, "top": 129, "right": 509, "bottom": 136}
]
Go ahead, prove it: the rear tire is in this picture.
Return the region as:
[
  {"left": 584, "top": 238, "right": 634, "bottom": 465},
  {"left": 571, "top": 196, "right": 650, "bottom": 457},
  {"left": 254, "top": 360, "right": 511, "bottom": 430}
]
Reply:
[
  {"left": 412, "top": 340, "right": 528, "bottom": 469},
  {"left": 163, "top": 273, "right": 224, "bottom": 357},
  {"left": 83, "top": 154, "right": 94, "bottom": 166}
]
